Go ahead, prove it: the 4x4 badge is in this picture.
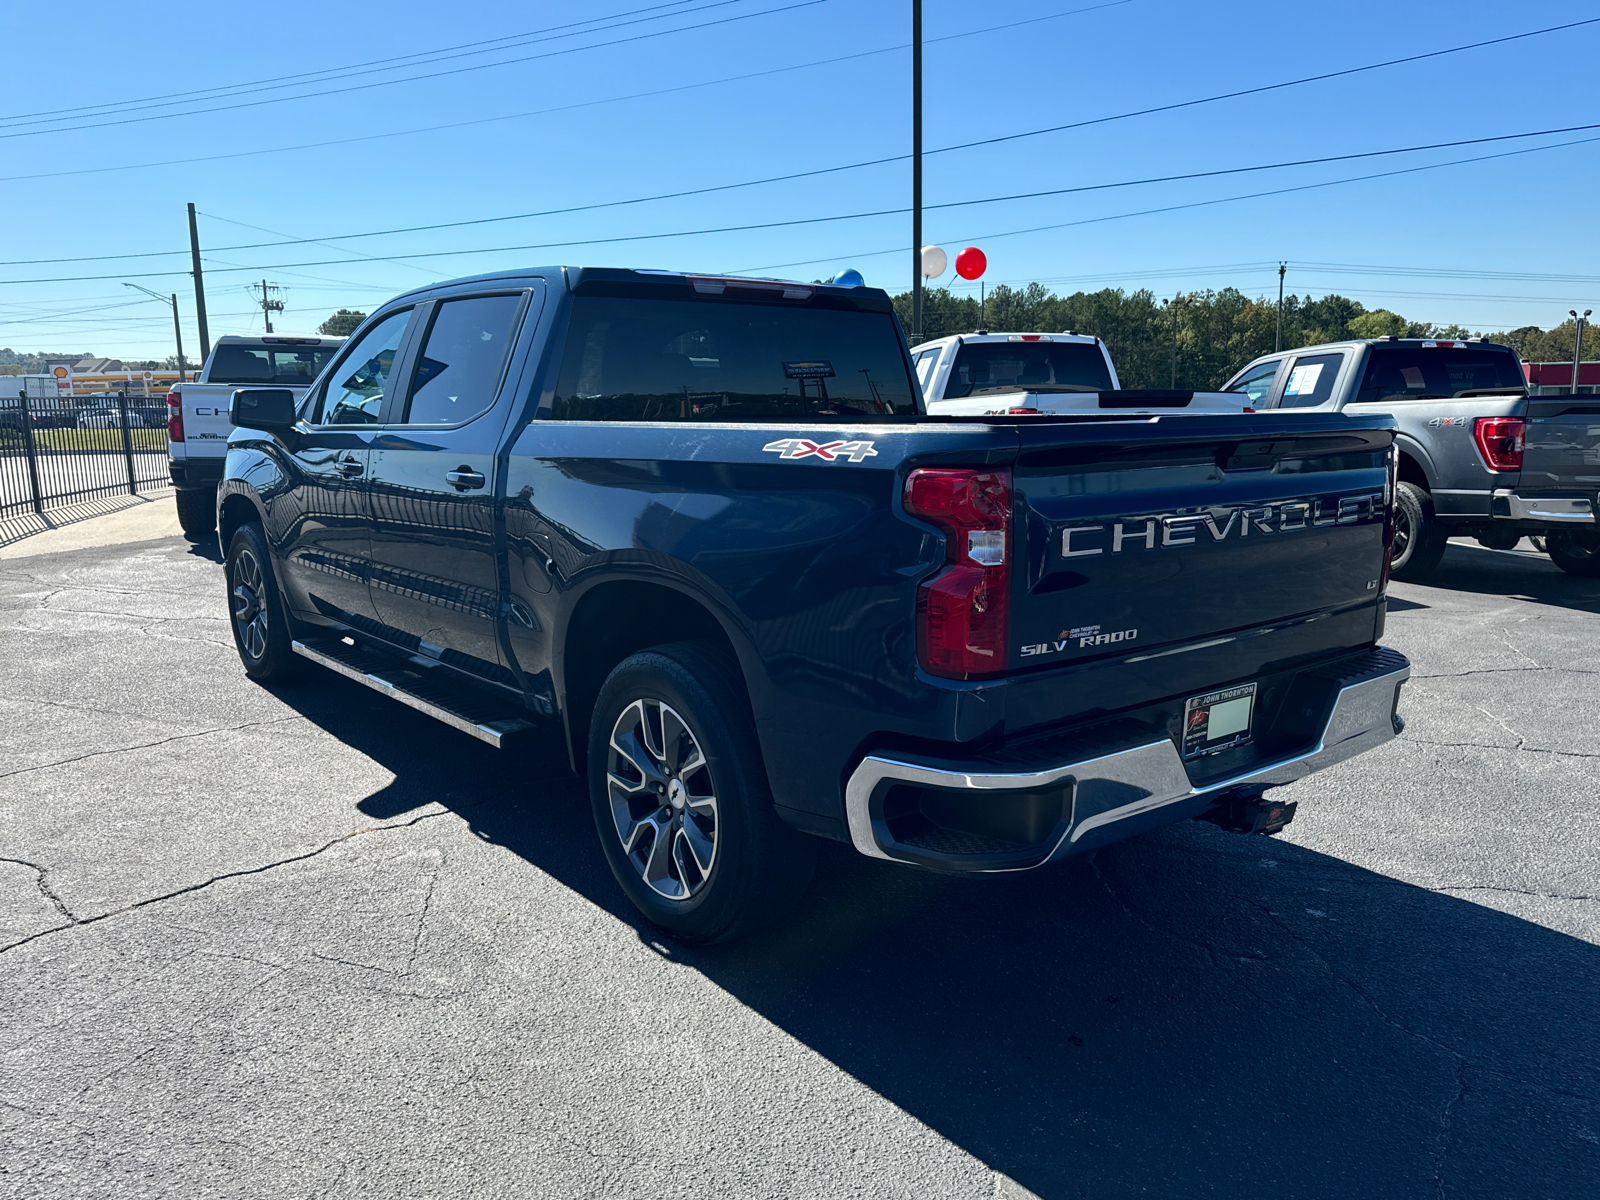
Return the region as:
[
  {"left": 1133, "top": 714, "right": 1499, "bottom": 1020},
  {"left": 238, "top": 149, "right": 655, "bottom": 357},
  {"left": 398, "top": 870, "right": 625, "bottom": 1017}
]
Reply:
[{"left": 762, "top": 438, "right": 878, "bottom": 462}]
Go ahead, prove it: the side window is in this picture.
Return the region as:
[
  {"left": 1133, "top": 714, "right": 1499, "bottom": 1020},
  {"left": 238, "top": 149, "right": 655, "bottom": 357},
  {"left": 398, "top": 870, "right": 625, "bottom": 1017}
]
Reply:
[
  {"left": 1278, "top": 352, "right": 1345, "bottom": 408},
  {"left": 313, "top": 308, "right": 412, "bottom": 426},
  {"left": 914, "top": 351, "right": 937, "bottom": 392},
  {"left": 1226, "top": 359, "right": 1280, "bottom": 405},
  {"left": 401, "top": 294, "right": 525, "bottom": 425}
]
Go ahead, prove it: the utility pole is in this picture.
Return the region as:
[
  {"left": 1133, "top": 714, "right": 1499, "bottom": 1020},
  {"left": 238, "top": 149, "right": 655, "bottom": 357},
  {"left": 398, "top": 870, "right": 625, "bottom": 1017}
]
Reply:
[
  {"left": 911, "top": 0, "right": 922, "bottom": 345},
  {"left": 1570, "top": 308, "right": 1592, "bottom": 395},
  {"left": 187, "top": 202, "right": 210, "bottom": 361},
  {"left": 255, "top": 280, "right": 284, "bottom": 333},
  {"left": 1275, "top": 262, "right": 1286, "bottom": 353}
]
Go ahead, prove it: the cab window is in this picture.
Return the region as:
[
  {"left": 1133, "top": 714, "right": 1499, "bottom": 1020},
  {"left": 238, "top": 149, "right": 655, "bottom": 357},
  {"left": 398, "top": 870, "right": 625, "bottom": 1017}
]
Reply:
[
  {"left": 1226, "top": 359, "right": 1280, "bottom": 406},
  {"left": 1278, "top": 352, "right": 1345, "bottom": 409},
  {"left": 311, "top": 309, "right": 412, "bottom": 426}
]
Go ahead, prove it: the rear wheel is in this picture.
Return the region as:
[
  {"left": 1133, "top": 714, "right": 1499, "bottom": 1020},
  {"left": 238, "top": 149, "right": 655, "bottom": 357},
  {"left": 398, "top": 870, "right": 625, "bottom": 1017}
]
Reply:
[
  {"left": 175, "top": 487, "right": 216, "bottom": 540},
  {"left": 1390, "top": 481, "right": 1448, "bottom": 582},
  {"left": 588, "top": 642, "right": 815, "bottom": 944},
  {"left": 1545, "top": 528, "right": 1600, "bottom": 578},
  {"left": 225, "top": 523, "right": 302, "bottom": 681}
]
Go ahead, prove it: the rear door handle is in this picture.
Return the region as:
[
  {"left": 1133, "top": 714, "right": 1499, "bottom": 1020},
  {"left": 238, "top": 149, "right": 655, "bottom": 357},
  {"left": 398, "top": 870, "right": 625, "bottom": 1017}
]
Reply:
[
  {"left": 334, "top": 456, "right": 364, "bottom": 477},
  {"left": 445, "top": 468, "right": 486, "bottom": 490}
]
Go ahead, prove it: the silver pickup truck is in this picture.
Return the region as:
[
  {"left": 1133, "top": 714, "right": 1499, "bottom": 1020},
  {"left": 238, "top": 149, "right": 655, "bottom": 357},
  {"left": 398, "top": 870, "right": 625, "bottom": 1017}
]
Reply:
[
  {"left": 1223, "top": 337, "right": 1600, "bottom": 578},
  {"left": 165, "top": 334, "right": 342, "bottom": 537}
]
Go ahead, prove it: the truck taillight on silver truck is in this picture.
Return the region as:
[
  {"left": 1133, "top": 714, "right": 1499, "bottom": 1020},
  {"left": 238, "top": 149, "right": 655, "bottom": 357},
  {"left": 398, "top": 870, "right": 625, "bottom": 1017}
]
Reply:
[
  {"left": 904, "top": 467, "right": 1012, "bottom": 679},
  {"left": 166, "top": 390, "right": 183, "bottom": 442}
]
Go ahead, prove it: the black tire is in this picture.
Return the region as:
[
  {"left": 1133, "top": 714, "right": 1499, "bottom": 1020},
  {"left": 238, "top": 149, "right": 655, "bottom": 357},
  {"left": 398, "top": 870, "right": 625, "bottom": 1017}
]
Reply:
[
  {"left": 225, "top": 523, "right": 302, "bottom": 681},
  {"left": 1390, "top": 481, "right": 1449, "bottom": 582},
  {"left": 1545, "top": 529, "right": 1600, "bottom": 578},
  {"left": 588, "top": 641, "right": 815, "bottom": 944},
  {"left": 174, "top": 487, "right": 216, "bottom": 541}
]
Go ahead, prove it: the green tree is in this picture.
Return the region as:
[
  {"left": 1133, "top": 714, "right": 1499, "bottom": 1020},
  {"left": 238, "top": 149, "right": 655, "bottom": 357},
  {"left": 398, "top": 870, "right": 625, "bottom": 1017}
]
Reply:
[{"left": 318, "top": 309, "right": 367, "bottom": 337}]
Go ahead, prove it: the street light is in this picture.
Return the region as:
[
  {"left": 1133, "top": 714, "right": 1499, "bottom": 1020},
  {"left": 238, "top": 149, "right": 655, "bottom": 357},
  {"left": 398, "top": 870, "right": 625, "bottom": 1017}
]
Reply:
[
  {"left": 123, "top": 282, "right": 188, "bottom": 380},
  {"left": 1570, "top": 308, "right": 1592, "bottom": 396}
]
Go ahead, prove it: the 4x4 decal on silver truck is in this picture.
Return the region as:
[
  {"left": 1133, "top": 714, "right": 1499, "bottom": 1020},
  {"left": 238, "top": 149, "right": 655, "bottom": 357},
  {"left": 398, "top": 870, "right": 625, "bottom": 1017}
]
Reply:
[{"left": 762, "top": 438, "right": 878, "bottom": 462}]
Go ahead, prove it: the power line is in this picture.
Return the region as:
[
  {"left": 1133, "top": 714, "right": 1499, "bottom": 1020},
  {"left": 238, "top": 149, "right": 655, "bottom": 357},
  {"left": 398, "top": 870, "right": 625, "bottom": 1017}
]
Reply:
[
  {"left": 5, "top": 114, "right": 1595, "bottom": 269},
  {"left": 0, "top": 0, "right": 701, "bottom": 125},
  {"left": 8, "top": 129, "right": 1597, "bottom": 288},
  {"left": 0, "top": 1, "right": 1130, "bottom": 186},
  {"left": 0, "top": 0, "right": 831, "bottom": 141}
]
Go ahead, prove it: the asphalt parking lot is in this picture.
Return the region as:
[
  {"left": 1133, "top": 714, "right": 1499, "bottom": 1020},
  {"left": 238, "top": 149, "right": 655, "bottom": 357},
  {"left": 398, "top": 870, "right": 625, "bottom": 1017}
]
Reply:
[{"left": 1, "top": 529, "right": 1596, "bottom": 1199}]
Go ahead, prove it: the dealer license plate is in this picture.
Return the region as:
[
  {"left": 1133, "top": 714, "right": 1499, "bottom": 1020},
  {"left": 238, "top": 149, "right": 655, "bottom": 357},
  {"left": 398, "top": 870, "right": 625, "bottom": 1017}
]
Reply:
[{"left": 1182, "top": 683, "right": 1258, "bottom": 759}]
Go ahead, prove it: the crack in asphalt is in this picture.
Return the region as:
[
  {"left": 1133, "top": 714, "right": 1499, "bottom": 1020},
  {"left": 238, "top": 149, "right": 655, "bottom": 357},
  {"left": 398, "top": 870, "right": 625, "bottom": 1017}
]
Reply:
[
  {"left": 1436, "top": 1057, "right": 1468, "bottom": 1200},
  {"left": 0, "top": 715, "right": 307, "bottom": 781},
  {"left": 1412, "top": 666, "right": 1600, "bottom": 680},
  {"left": 0, "top": 855, "right": 77, "bottom": 923},
  {"left": 0, "top": 810, "right": 449, "bottom": 956},
  {"left": 1405, "top": 736, "right": 1600, "bottom": 759},
  {"left": 405, "top": 864, "right": 441, "bottom": 976}
]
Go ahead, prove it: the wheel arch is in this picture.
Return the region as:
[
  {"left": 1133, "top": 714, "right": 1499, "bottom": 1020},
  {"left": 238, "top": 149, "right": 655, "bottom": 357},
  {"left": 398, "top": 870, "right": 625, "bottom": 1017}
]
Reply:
[
  {"left": 1393, "top": 435, "right": 1435, "bottom": 491},
  {"left": 217, "top": 485, "right": 265, "bottom": 550},
  {"left": 556, "top": 578, "right": 755, "bottom": 775}
]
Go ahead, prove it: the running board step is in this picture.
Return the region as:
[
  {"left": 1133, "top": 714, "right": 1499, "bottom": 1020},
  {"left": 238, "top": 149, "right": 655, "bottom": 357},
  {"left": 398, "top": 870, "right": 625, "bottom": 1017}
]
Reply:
[{"left": 291, "top": 637, "right": 535, "bottom": 749}]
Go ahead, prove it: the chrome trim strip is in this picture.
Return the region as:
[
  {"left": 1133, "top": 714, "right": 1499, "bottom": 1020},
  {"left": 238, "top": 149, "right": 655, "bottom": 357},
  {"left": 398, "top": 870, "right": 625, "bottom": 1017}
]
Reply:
[
  {"left": 844, "top": 655, "right": 1410, "bottom": 871},
  {"left": 291, "top": 640, "right": 531, "bottom": 748},
  {"left": 1492, "top": 490, "right": 1596, "bottom": 523}
]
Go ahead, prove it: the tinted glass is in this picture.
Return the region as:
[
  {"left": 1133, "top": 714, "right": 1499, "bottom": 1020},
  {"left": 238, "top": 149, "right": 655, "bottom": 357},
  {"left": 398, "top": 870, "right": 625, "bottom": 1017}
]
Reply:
[
  {"left": 403, "top": 294, "right": 523, "bottom": 425},
  {"left": 314, "top": 309, "right": 411, "bottom": 425},
  {"left": 1355, "top": 346, "right": 1526, "bottom": 403},
  {"left": 208, "top": 344, "right": 338, "bottom": 385},
  {"left": 943, "top": 341, "right": 1113, "bottom": 398},
  {"left": 1278, "top": 352, "right": 1345, "bottom": 408},
  {"left": 1226, "top": 359, "right": 1280, "bottom": 404},
  {"left": 552, "top": 295, "right": 918, "bottom": 421},
  {"left": 914, "top": 351, "right": 937, "bottom": 391}
]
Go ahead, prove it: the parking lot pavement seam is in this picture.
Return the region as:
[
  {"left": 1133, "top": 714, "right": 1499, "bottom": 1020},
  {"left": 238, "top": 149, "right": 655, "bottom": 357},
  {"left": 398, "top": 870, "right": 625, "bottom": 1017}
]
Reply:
[
  {"left": 1403, "top": 736, "right": 1600, "bottom": 759},
  {"left": 0, "top": 714, "right": 307, "bottom": 782},
  {"left": 1413, "top": 666, "right": 1600, "bottom": 680},
  {"left": 0, "top": 809, "right": 451, "bottom": 958},
  {"left": 0, "top": 855, "right": 76, "bottom": 923}
]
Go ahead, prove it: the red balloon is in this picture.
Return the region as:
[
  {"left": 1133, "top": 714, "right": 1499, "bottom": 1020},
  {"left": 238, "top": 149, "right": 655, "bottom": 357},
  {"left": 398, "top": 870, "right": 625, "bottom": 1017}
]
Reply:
[{"left": 954, "top": 246, "right": 987, "bottom": 280}]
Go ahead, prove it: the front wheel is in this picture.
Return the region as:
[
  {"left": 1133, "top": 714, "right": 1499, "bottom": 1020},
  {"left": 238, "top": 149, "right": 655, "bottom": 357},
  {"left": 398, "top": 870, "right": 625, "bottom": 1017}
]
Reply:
[
  {"left": 588, "top": 642, "right": 815, "bottom": 944},
  {"left": 1389, "top": 481, "right": 1449, "bottom": 582},
  {"left": 174, "top": 487, "right": 216, "bottom": 540},
  {"left": 1546, "top": 528, "right": 1600, "bottom": 578},
  {"left": 225, "top": 523, "right": 302, "bottom": 681}
]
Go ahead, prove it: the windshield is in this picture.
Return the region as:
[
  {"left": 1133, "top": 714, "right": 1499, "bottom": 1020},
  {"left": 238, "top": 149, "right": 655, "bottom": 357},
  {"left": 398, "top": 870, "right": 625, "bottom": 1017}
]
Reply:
[
  {"left": 208, "top": 345, "right": 339, "bottom": 386},
  {"left": 552, "top": 295, "right": 918, "bottom": 420},
  {"left": 943, "top": 341, "right": 1112, "bottom": 398},
  {"left": 1356, "top": 346, "right": 1526, "bottom": 403}
]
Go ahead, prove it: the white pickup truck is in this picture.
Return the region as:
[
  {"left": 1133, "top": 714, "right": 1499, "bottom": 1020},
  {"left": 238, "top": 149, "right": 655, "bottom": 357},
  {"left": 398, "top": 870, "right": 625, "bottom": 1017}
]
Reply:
[
  {"left": 911, "top": 331, "right": 1252, "bottom": 416},
  {"left": 166, "top": 334, "right": 342, "bottom": 537}
]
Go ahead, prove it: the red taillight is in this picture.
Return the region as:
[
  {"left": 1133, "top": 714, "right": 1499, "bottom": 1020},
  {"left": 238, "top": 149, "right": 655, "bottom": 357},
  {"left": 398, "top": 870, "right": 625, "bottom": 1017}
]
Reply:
[
  {"left": 904, "top": 467, "right": 1011, "bottom": 679},
  {"left": 1007, "top": 407, "right": 1038, "bottom": 415},
  {"left": 166, "top": 390, "right": 183, "bottom": 442},
  {"left": 1473, "top": 416, "right": 1524, "bottom": 471}
]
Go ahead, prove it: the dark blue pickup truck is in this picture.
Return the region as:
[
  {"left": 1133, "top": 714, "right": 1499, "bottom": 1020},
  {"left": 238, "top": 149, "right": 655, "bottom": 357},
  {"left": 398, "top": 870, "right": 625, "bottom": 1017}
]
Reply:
[{"left": 218, "top": 267, "right": 1410, "bottom": 941}]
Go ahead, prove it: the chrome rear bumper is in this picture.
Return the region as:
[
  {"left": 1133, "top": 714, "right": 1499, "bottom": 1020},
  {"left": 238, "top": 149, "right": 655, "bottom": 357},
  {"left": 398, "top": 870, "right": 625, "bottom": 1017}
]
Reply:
[
  {"left": 845, "top": 647, "right": 1409, "bottom": 873},
  {"left": 1491, "top": 490, "right": 1595, "bottom": 524}
]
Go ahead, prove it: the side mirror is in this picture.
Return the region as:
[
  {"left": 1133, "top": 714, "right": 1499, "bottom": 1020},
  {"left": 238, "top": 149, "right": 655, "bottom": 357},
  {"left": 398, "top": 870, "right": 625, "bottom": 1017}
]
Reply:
[{"left": 230, "top": 388, "right": 298, "bottom": 432}]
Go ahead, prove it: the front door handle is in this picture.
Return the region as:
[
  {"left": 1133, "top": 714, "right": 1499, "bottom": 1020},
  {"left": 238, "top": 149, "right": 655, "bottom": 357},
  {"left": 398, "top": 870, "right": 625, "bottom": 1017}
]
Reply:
[
  {"left": 334, "top": 456, "right": 364, "bottom": 477},
  {"left": 445, "top": 468, "right": 486, "bottom": 491}
]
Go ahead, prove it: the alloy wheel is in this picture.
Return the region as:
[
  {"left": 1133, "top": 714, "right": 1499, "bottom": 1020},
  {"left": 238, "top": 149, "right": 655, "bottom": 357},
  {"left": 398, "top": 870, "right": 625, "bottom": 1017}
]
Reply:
[
  {"left": 606, "top": 698, "right": 719, "bottom": 901},
  {"left": 230, "top": 547, "right": 269, "bottom": 662}
]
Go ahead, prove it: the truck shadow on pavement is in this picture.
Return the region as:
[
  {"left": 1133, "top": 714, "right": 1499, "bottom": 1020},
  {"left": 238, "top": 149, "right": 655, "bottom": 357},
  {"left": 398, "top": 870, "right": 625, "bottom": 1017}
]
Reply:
[
  {"left": 276, "top": 678, "right": 1599, "bottom": 1200},
  {"left": 1425, "top": 541, "right": 1600, "bottom": 614}
]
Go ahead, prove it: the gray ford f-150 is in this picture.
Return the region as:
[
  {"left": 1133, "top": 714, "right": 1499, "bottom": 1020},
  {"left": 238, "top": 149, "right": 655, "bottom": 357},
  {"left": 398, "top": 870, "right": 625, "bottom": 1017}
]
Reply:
[
  {"left": 1223, "top": 337, "right": 1600, "bottom": 578},
  {"left": 216, "top": 267, "right": 1410, "bottom": 941}
]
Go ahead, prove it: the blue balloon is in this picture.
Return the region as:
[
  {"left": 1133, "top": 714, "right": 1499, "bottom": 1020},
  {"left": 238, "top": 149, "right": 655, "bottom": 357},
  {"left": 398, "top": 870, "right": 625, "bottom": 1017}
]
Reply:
[{"left": 829, "top": 268, "right": 864, "bottom": 288}]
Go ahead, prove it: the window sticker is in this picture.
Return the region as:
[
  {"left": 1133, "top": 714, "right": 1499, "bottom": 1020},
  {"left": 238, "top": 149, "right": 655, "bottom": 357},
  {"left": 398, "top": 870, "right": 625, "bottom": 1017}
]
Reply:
[
  {"left": 1401, "top": 366, "right": 1426, "bottom": 388},
  {"left": 1284, "top": 362, "right": 1324, "bottom": 396}
]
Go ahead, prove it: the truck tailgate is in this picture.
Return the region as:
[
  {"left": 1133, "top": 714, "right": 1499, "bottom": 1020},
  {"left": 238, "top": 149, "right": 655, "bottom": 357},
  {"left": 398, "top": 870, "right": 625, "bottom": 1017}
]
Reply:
[
  {"left": 177, "top": 384, "right": 238, "bottom": 454},
  {"left": 1009, "top": 414, "right": 1393, "bottom": 670},
  {"left": 1521, "top": 396, "right": 1600, "bottom": 496}
]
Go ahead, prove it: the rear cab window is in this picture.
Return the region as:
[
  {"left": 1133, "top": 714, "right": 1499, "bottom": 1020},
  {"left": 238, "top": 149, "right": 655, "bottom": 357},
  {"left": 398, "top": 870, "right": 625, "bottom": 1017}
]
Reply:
[
  {"left": 208, "top": 343, "right": 338, "bottom": 386},
  {"left": 400, "top": 294, "right": 525, "bottom": 425},
  {"left": 551, "top": 286, "right": 918, "bottom": 421},
  {"left": 1277, "top": 352, "right": 1346, "bottom": 408},
  {"left": 1354, "top": 345, "right": 1526, "bottom": 403},
  {"left": 943, "top": 341, "right": 1112, "bottom": 399}
]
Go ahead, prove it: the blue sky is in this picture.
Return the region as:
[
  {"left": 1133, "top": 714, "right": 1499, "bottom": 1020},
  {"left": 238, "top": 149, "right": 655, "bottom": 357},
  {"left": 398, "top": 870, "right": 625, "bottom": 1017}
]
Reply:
[{"left": 2, "top": 0, "right": 1597, "bottom": 357}]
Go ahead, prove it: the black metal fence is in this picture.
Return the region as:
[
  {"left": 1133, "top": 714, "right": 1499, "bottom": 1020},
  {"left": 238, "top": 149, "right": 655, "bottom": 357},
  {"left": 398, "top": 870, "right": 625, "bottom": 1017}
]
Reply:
[{"left": 1, "top": 393, "right": 170, "bottom": 528}]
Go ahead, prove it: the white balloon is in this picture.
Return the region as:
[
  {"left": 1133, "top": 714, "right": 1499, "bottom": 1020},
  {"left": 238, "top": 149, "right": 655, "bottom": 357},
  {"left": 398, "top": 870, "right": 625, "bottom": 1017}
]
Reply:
[{"left": 920, "top": 245, "right": 947, "bottom": 279}]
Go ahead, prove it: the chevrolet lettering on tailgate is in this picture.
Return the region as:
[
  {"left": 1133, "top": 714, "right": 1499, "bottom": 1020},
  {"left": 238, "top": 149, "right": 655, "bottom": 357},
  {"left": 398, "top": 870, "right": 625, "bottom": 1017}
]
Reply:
[{"left": 1060, "top": 492, "right": 1386, "bottom": 558}]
